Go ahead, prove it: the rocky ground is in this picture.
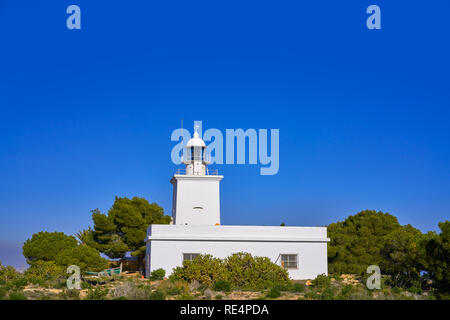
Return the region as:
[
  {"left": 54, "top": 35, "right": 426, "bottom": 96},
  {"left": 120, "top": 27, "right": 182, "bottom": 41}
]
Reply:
[{"left": 14, "top": 273, "right": 435, "bottom": 300}]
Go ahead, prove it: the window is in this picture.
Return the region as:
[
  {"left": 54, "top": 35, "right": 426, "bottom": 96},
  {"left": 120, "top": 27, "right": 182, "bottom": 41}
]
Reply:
[
  {"left": 281, "top": 254, "right": 298, "bottom": 269},
  {"left": 183, "top": 253, "right": 200, "bottom": 261}
]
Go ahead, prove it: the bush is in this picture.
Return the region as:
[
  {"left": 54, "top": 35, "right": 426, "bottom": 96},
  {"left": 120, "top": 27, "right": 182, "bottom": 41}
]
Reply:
[
  {"left": 312, "top": 274, "right": 331, "bottom": 289},
  {"left": 213, "top": 280, "right": 231, "bottom": 292},
  {"left": 407, "top": 286, "right": 423, "bottom": 294},
  {"left": 291, "top": 283, "right": 306, "bottom": 293},
  {"left": 320, "top": 287, "right": 336, "bottom": 300},
  {"left": 149, "top": 268, "right": 166, "bottom": 281},
  {"left": 8, "top": 292, "right": 27, "bottom": 300},
  {"left": 391, "top": 287, "right": 401, "bottom": 294},
  {"left": 171, "top": 253, "right": 290, "bottom": 289},
  {"left": 338, "top": 285, "right": 353, "bottom": 299},
  {"left": 59, "top": 289, "right": 80, "bottom": 300},
  {"left": 224, "top": 253, "right": 290, "bottom": 288},
  {"left": 24, "top": 260, "right": 65, "bottom": 285},
  {"left": 23, "top": 232, "right": 78, "bottom": 265},
  {"left": 86, "top": 287, "right": 109, "bottom": 300},
  {"left": 170, "top": 254, "right": 225, "bottom": 287},
  {"left": 55, "top": 245, "right": 108, "bottom": 273},
  {"left": 266, "top": 286, "right": 281, "bottom": 299},
  {"left": 178, "top": 293, "right": 195, "bottom": 300},
  {"left": 0, "top": 287, "right": 7, "bottom": 299},
  {"left": 0, "top": 263, "right": 22, "bottom": 287},
  {"left": 113, "top": 281, "right": 152, "bottom": 300},
  {"left": 303, "top": 291, "right": 320, "bottom": 300},
  {"left": 273, "top": 281, "right": 294, "bottom": 292},
  {"left": 157, "top": 279, "right": 189, "bottom": 296},
  {"left": 12, "top": 278, "right": 28, "bottom": 289},
  {"left": 149, "top": 289, "right": 166, "bottom": 300}
]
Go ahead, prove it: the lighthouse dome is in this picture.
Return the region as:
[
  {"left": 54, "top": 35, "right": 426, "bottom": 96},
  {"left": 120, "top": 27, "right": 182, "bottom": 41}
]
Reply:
[{"left": 186, "top": 128, "right": 206, "bottom": 148}]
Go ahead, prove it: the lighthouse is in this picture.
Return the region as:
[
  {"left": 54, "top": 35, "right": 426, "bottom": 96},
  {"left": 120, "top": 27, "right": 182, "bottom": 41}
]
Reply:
[
  {"left": 170, "top": 125, "right": 223, "bottom": 226},
  {"left": 145, "top": 122, "right": 329, "bottom": 280}
]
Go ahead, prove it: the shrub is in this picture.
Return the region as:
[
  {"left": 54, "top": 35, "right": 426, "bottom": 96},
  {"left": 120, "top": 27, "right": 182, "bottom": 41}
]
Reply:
[
  {"left": 149, "top": 268, "right": 166, "bottom": 281},
  {"left": 407, "top": 286, "right": 423, "bottom": 294},
  {"left": 170, "top": 254, "right": 225, "bottom": 287},
  {"left": 338, "top": 285, "right": 353, "bottom": 299},
  {"left": 12, "top": 278, "right": 28, "bottom": 289},
  {"left": 292, "top": 283, "right": 306, "bottom": 293},
  {"left": 215, "top": 294, "right": 223, "bottom": 300},
  {"left": 171, "top": 253, "right": 290, "bottom": 289},
  {"left": 113, "top": 281, "right": 150, "bottom": 300},
  {"left": 273, "top": 281, "right": 293, "bottom": 292},
  {"left": 23, "top": 232, "right": 78, "bottom": 265},
  {"left": 149, "top": 289, "right": 166, "bottom": 300},
  {"left": 304, "top": 291, "right": 320, "bottom": 300},
  {"left": 224, "top": 253, "right": 290, "bottom": 288},
  {"left": 0, "top": 263, "right": 22, "bottom": 288},
  {"left": 266, "top": 286, "right": 281, "bottom": 299},
  {"left": 24, "top": 260, "right": 65, "bottom": 285},
  {"left": 86, "top": 287, "right": 109, "bottom": 300},
  {"left": 391, "top": 287, "right": 401, "bottom": 294},
  {"left": 312, "top": 274, "right": 331, "bottom": 289},
  {"left": 55, "top": 245, "right": 108, "bottom": 273},
  {"left": 59, "top": 289, "right": 80, "bottom": 300},
  {"left": 158, "top": 279, "right": 189, "bottom": 296},
  {"left": 320, "top": 287, "right": 336, "bottom": 300},
  {"left": 8, "top": 292, "right": 27, "bottom": 300},
  {"left": 178, "top": 293, "right": 194, "bottom": 300},
  {"left": 0, "top": 287, "right": 7, "bottom": 299},
  {"left": 213, "top": 280, "right": 231, "bottom": 292}
]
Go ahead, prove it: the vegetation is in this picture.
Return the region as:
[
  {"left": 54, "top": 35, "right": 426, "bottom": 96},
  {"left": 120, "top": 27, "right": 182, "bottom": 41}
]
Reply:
[
  {"left": 328, "top": 210, "right": 449, "bottom": 298},
  {"left": 312, "top": 274, "right": 331, "bottom": 289},
  {"left": 3, "top": 196, "right": 448, "bottom": 300},
  {"left": 328, "top": 210, "right": 402, "bottom": 275},
  {"left": 213, "top": 280, "right": 231, "bottom": 292},
  {"left": 54, "top": 245, "right": 108, "bottom": 273},
  {"left": 149, "top": 268, "right": 166, "bottom": 281},
  {"left": 90, "top": 196, "right": 171, "bottom": 269},
  {"left": 22, "top": 232, "right": 78, "bottom": 265},
  {"left": 24, "top": 260, "right": 65, "bottom": 286},
  {"left": 423, "top": 221, "right": 450, "bottom": 297},
  {"left": 170, "top": 252, "right": 289, "bottom": 289}
]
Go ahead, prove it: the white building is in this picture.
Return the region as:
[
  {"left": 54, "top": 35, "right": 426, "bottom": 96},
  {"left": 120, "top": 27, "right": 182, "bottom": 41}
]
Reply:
[{"left": 145, "top": 126, "right": 329, "bottom": 279}]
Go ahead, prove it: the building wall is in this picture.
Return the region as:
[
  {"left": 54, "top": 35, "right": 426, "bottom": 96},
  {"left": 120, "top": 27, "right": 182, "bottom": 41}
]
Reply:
[
  {"left": 146, "top": 225, "right": 329, "bottom": 280},
  {"left": 147, "top": 240, "right": 327, "bottom": 280}
]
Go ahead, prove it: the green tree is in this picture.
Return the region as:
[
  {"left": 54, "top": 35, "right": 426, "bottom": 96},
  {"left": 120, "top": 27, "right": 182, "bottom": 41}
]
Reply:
[
  {"left": 380, "top": 224, "right": 426, "bottom": 287},
  {"left": 22, "top": 232, "right": 78, "bottom": 265},
  {"left": 327, "top": 210, "right": 401, "bottom": 274},
  {"left": 424, "top": 221, "right": 450, "bottom": 296},
  {"left": 55, "top": 245, "right": 109, "bottom": 272},
  {"left": 91, "top": 196, "right": 171, "bottom": 269},
  {"left": 24, "top": 260, "right": 65, "bottom": 284},
  {"left": 75, "top": 227, "right": 95, "bottom": 247},
  {"left": 0, "top": 261, "right": 22, "bottom": 284}
]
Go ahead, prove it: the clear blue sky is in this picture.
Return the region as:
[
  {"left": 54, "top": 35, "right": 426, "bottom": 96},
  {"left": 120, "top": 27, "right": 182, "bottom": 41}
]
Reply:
[{"left": 1, "top": 1, "right": 449, "bottom": 269}]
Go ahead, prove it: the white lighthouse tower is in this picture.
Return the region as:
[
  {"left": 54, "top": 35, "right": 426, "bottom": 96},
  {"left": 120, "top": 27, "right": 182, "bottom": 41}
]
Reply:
[
  {"left": 170, "top": 125, "right": 223, "bottom": 225},
  {"left": 145, "top": 122, "right": 329, "bottom": 280}
]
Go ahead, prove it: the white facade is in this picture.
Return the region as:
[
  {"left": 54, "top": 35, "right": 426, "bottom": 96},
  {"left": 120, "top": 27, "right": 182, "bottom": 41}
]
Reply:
[
  {"left": 145, "top": 124, "right": 330, "bottom": 280},
  {"left": 171, "top": 175, "right": 223, "bottom": 225},
  {"left": 146, "top": 225, "right": 329, "bottom": 279}
]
